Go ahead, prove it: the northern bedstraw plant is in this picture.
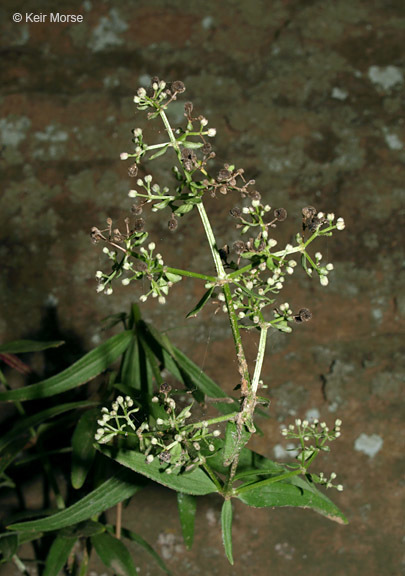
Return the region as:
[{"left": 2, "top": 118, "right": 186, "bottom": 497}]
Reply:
[
  {"left": 91, "top": 78, "right": 347, "bottom": 563},
  {"left": 0, "top": 78, "right": 347, "bottom": 575}
]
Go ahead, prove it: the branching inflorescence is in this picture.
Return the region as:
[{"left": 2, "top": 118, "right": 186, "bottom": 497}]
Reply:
[{"left": 92, "top": 77, "right": 346, "bottom": 500}]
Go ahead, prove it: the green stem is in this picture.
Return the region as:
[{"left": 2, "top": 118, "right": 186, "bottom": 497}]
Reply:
[
  {"left": 165, "top": 266, "right": 216, "bottom": 282},
  {"left": 235, "top": 469, "right": 302, "bottom": 494},
  {"left": 251, "top": 327, "right": 268, "bottom": 396}
]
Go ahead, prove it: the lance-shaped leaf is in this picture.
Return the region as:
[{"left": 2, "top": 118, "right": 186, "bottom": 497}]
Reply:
[
  {"left": 0, "top": 401, "right": 95, "bottom": 454},
  {"left": 0, "top": 332, "right": 132, "bottom": 402},
  {"left": 186, "top": 286, "right": 215, "bottom": 319},
  {"left": 221, "top": 500, "right": 234, "bottom": 565},
  {"left": 236, "top": 475, "right": 348, "bottom": 524},
  {"left": 0, "top": 340, "right": 64, "bottom": 354},
  {"left": 99, "top": 446, "right": 218, "bottom": 496},
  {"left": 177, "top": 493, "right": 197, "bottom": 549},
  {"left": 107, "top": 525, "right": 172, "bottom": 575},
  {"left": 43, "top": 534, "right": 77, "bottom": 576},
  {"left": 92, "top": 532, "right": 137, "bottom": 576},
  {"left": 71, "top": 408, "right": 99, "bottom": 489},
  {"left": 8, "top": 465, "right": 145, "bottom": 533}
]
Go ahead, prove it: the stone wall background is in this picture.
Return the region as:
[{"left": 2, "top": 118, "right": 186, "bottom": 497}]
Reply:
[{"left": 1, "top": 1, "right": 404, "bottom": 575}]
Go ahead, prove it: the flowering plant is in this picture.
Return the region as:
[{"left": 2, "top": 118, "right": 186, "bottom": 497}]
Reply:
[{"left": 0, "top": 78, "right": 347, "bottom": 574}]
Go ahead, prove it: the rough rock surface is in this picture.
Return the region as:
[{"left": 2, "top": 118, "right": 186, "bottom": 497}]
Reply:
[{"left": 0, "top": 1, "right": 404, "bottom": 574}]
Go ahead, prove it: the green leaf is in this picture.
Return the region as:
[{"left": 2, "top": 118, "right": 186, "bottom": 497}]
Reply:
[
  {"left": 186, "top": 286, "right": 215, "bottom": 319},
  {"left": 0, "top": 436, "right": 30, "bottom": 475},
  {"left": 221, "top": 500, "right": 234, "bottom": 565},
  {"left": 92, "top": 532, "right": 137, "bottom": 576},
  {"left": 99, "top": 446, "right": 218, "bottom": 496},
  {"left": 108, "top": 525, "right": 172, "bottom": 575},
  {"left": 177, "top": 493, "right": 197, "bottom": 549},
  {"left": 0, "top": 332, "right": 132, "bottom": 402},
  {"left": 223, "top": 421, "right": 251, "bottom": 466},
  {"left": 174, "top": 204, "right": 194, "bottom": 215},
  {"left": 180, "top": 141, "right": 204, "bottom": 149},
  {"left": 8, "top": 465, "right": 145, "bottom": 533},
  {"left": 71, "top": 408, "right": 99, "bottom": 489},
  {"left": 0, "top": 401, "right": 95, "bottom": 454},
  {"left": 43, "top": 534, "right": 76, "bottom": 576},
  {"left": 0, "top": 340, "right": 64, "bottom": 354},
  {"left": 237, "top": 476, "right": 348, "bottom": 524},
  {"left": 119, "top": 336, "right": 140, "bottom": 390},
  {"left": 0, "top": 532, "right": 18, "bottom": 563},
  {"left": 149, "top": 145, "right": 169, "bottom": 160}
]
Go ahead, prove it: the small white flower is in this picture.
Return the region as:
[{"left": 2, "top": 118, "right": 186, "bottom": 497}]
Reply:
[
  {"left": 326, "top": 263, "right": 334, "bottom": 271},
  {"left": 95, "top": 270, "right": 103, "bottom": 279},
  {"left": 320, "top": 276, "right": 329, "bottom": 286},
  {"left": 105, "top": 287, "right": 113, "bottom": 295},
  {"left": 337, "top": 484, "right": 344, "bottom": 491},
  {"left": 275, "top": 282, "right": 283, "bottom": 289},
  {"left": 207, "top": 128, "right": 216, "bottom": 137},
  {"left": 144, "top": 174, "right": 153, "bottom": 183},
  {"left": 213, "top": 430, "right": 221, "bottom": 437},
  {"left": 158, "top": 296, "right": 166, "bottom": 305},
  {"left": 133, "top": 128, "right": 142, "bottom": 137},
  {"left": 139, "top": 295, "right": 147, "bottom": 303},
  {"left": 137, "top": 87, "right": 146, "bottom": 97},
  {"left": 156, "top": 418, "right": 164, "bottom": 425},
  {"left": 315, "top": 252, "right": 322, "bottom": 261},
  {"left": 288, "top": 260, "right": 297, "bottom": 267},
  {"left": 120, "top": 152, "right": 129, "bottom": 160},
  {"left": 286, "top": 267, "right": 294, "bottom": 275},
  {"left": 128, "top": 189, "right": 137, "bottom": 198},
  {"left": 148, "top": 242, "right": 156, "bottom": 251},
  {"left": 152, "top": 82, "right": 159, "bottom": 90},
  {"left": 335, "top": 418, "right": 342, "bottom": 426},
  {"left": 242, "top": 207, "right": 250, "bottom": 214},
  {"left": 146, "top": 455, "right": 154, "bottom": 463},
  {"left": 200, "top": 117, "right": 208, "bottom": 127},
  {"left": 327, "top": 213, "right": 335, "bottom": 221},
  {"left": 317, "top": 212, "right": 324, "bottom": 219},
  {"left": 122, "top": 278, "right": 130, "bottom": 286},
  {"left": 238, "top": 312, "right": 245, "bottom": 319},
  {"left": 252, "top": 199, "right": 260, "bottom": 208},
  {"left": 208, "top": 444, "right": 215, "bottom": 452},
  {"left": 336, "top": 217, "right": 345, "bottom": 230},
  {"left": 295, "top": 418, "right": 302, "bottom": 426},
  {"left": 264, "top": 204, "right": 271, "bottom": 212},
  {"left": 137, "top": 178, "right": 143, "bottom": 186}
]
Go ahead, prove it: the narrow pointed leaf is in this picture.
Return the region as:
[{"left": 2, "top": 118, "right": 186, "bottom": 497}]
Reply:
[
  {"left": 186, "top": 286, "right": 215, "bottom": 319},
  {"left": 223, "top": 421, "right": 251, "bottom": 466},
  {"left": 99, "top": 446, "right": 218, "bottom": 495},
  {"left": 0, "top": 340, "right": 64, "bottom": 354},
  {"left": 237, "top": 476, "right": 348, "bottom": 524},
  {"left": 43, "top": 534, "right": 76, "bottom": 576},
  {"left": 221, "top": 500, "right": 234, "bottom": 565},
  {"left": 119, "top": 336, "right": 140, "bottom": 390},
  {"left": 107, "top": 525, "right": 172, "bottom": 575},
  {"left": 0, "top": 401, "right": 95, "bottom": 453},
  {"left": 0, "top": 332, "right": 132, "bottom": 402},
  {"left": 8, "top": 465, "right": 145, "bottom": 532},
  {"left": 149, "top": 145, "right": 169, "bottom": 160},
  {"left": 177, "top": 493, "right": 197, "bottom": 549},
  {"left": 92, "top": 532, "right": 136, "bottom": 576},
  {"left": 71, "top": 408, "right": 99, "bottom": 489},
  {"left": 0, "top": 533, "right": 18, "bottom": 562}
]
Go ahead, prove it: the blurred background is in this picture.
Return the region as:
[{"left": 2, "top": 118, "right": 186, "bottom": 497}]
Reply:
[{"left": 1, "top": 0, "right": 404, "bottom": 574}]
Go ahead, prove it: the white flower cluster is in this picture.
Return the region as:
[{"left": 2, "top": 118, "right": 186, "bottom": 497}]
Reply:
[{"left": 95, "top": 396, "right": 140, "bottom": 444}]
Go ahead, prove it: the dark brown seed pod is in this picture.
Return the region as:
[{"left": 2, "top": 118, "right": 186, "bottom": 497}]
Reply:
[
  {"left": 302, "top": 206, "right": 317, "bottom": 219},
  {"left": 133, "top": 218, "right": 145, "bottom": 232},
  {"left": 171, "top": 80, "right": 186, "bottom": 93},
  {"left": 230, "top": 207, "right": 242, "bottom": 218},
  {"left": 294, "top": 308, "right": 312, "bottom": 322},
  {"left": 274, "top": 208, "right": 287, "bottom": 221},
  {"left": 184, "top": 101, "right": 193, "bottom": 115},
  {"left": 233, "top": 240, "right": 246, "bottom": 254},
  {"left": 168, "top": 215, "right": 178, "bottom": 232},
  {"left": 160, "top": 382, "right": 172, "bottom": 395},
  {"left": 202, "top": 142, "right": 212, "bottom": 155},
  {"left": 128, "top": 163, "right": 138, "bottom": 178},
  {"left": 250, "top": 190, "right": 261, "bottom": 201},
  {"left": 159, "top": 450, "right": 171, "bottom": 463},
  {"left": 218, "top": 169, "right": 232, "bottom": 181},
  {"left": 131, "top": 203, "right": 143, "bottom": 215}
]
